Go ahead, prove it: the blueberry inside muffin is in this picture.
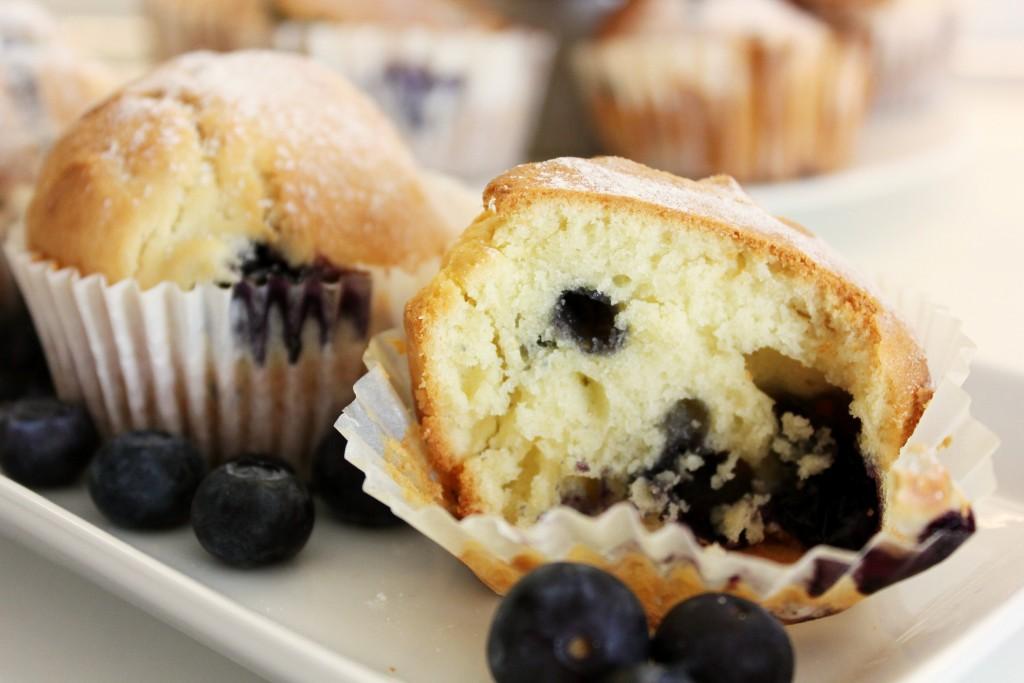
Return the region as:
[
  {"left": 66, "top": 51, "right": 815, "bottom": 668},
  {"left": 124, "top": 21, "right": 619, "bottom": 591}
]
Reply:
[{"left": 406, "top": 157, "right": 935, "bottom": 553}]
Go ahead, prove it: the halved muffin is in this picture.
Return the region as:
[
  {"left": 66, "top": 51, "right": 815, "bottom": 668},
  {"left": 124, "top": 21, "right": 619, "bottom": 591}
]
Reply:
[{"left": 405, "top": 156, "right": 940, "bottom": 553}]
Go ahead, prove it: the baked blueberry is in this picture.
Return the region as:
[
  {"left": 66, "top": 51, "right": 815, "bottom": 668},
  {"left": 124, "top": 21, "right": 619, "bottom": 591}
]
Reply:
[
  {"left": 553, "top": 288, "right": 626, "bottom": 354},
  {"left": 603, "top": 663, "right": 695, "bottom": 683},
  {"left": 661, "top": 399, "right": 711, "bottom": 454},
  {"left": 0, "top": 398, "right": 98, "bottom": 487},
  {"left": 765, "top": 392, "right": 880, "bottom": 551},
  {"left": 312, "top": 430, "right": 401, "bottom": 527},
  {"left": 381, "top": 62, "right": 463, "bottom": 130},
  {"left": 487, "top": 562, "right": 649, "bottom": 683},
  {"left": 652, "top": 593, "right": 793, "bottom": 683},
  {"left": 88, "top": 430, "right": 205, "bottom": 529},
  {"left": 191, "top": 456, "right": 314, "bottom": 568}
]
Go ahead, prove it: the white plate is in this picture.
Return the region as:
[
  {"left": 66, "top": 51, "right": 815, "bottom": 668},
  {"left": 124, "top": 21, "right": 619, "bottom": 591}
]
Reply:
[
  {"left": 746, "top": 104, "right": 971, "bottom": 216},
  {"left": 1, "top": 363, "right": 1021, "bottom": 683}
]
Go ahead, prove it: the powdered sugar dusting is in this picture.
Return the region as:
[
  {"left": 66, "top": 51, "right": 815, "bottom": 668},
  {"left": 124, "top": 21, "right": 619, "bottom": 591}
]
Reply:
[{"left": 53, "top": 50, "right": 450, "bottom": 273}]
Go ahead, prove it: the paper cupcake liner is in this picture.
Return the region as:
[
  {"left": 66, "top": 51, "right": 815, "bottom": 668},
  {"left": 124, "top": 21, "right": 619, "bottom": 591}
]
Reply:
[
  {"left": 5, "top": 239, "right": 378, "bottom": 473},
  {"left": 337, "top": 283, "right": 998, "bottom": 623},
  {"left": 799, "top": 0, "right": 960, "bottom": 109},
  {"left": 143, "top": 0, "right": 272, "bottom": 59},
  {"left": 274, "top": 22, "right": 555, "bottom": 182},
  {"left": 572, "top": 34, "right": 871, "bottom": 183}
]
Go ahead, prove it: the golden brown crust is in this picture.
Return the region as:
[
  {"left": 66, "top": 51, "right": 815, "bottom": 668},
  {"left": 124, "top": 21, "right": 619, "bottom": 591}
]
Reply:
[
  {"left": 405, "top": 157, "right": 931, "bottom": 517},
  {"left": 25, "top": 50, "right": 452, "bottom": 288},
  {"left": 272, "top": 0, "right": 506, "bottom": 28}
]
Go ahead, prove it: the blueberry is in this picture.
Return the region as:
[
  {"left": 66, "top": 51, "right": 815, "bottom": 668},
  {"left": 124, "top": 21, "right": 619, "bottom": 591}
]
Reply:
[
  {"left": 312, "top": 430, "right": 401, "bottom": 527},
  {"left": 765, "top": 392, "right": 879, "bottom": 551},
  {"left": 0, "top": 398, "right": 98, "bottom": 487},
  {"left": 88, "top": 430, "right": 206, "bottom": 529},
  {"left": 191, "top": 456, "right": 314, "bottom": 568},
  {"left": 661, "top": 399, "right": 711, "bottom": 454},
  {"left": 0, "top": 309, "right": 53, "bottom": 402},
  {"left": 652, "top": 593, "right": 793, "bottom": 683},
  {"left": 603, "top": 663, "right": 695, "bottom": 683},
  {"left": 487, "top": 563, "right": 649, "bottom": 683},
  {"left": 553, "top": 288, "right": 626, "bottom": 354}
]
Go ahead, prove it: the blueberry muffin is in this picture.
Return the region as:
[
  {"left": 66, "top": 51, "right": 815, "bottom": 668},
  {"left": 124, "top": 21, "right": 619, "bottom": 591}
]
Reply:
[
  {"left": 793, "top": 0, "right": 959, "bottom": 108},
  {"left": 11, "top": 51, "right": 466, "bottom": 467},
  {"left": 272, "top": 0, "right": 555, "bottom": 181},
  {"left": 404, "top": 156, "right": 960, "bottom": 555},
  {"left": 573, "top": 0, "right": 872, "bottom": 182}
]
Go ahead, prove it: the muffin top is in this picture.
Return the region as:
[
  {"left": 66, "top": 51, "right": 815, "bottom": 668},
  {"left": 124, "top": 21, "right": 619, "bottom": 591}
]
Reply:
[
  {"left": 598, "top": 0, "right": 826, "bottom": 41},
  {"left": 273, "top": 0, "right": 506, "bottom": 29},
  {"left": 25, "top": 50, "right": 454, "bottom": 289}
]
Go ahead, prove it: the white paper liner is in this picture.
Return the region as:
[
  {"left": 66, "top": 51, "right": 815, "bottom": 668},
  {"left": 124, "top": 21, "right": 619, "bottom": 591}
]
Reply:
[
  {"left": 805, "top": 0, "right": 961, "bottom": 109},
  {"left": 337, "top": 282, "right": 998, "bottom": 621},
  {"left": 5, "top": 236, "right": 380, "bottom": 473},
  {"left": 144, "top": 0, "right": 272, "bottom": 59},
  {"left": 572, "top": 33, "right": 870, "bottom": 182},
  {"left": 273, "top": 22, "right": 555, "bottom": 182}
]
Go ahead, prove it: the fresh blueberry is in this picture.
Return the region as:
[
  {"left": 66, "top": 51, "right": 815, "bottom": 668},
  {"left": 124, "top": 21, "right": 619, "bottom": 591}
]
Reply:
[
  {"left": 652, "top": 593, "right": 793, "bottom": 683},
  {"left": 312, "top": 430, "right": 401, "bottom": 527},
  {"left": 0, "top": 309, "right": 53, "bottom": 402},
  {"left": 88, "top": 430, "right": 206, "bottom": 529},
  {"left": 603, "top": 663, "right": 695, "bottom": 683},
  {"left": 487, "top": 563, "right": 649, "bottom": 683},
  {"left": 553, "top": 288, "right": 626, "bottom": 354},
  {"left": 191, "top": 456, "right": 314, "bottom": 568},
  {"left": 0, "top": 398, "right": 98, "bottom": 487}
]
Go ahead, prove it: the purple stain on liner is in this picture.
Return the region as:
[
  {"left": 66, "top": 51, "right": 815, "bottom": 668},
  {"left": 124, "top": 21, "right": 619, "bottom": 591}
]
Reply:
[
  {"left": 230, "top": 257, "right": 372, "bottom": 364},
  {"left": 808, "top": 558, "right": 852, "bottom": 597},
  {"left": 853, "top": 510, "right": 976, "bottom": 595}
]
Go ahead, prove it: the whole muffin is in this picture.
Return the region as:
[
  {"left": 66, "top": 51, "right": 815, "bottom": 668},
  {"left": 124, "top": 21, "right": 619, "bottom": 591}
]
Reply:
[
  {"left": 272, "top": 0, "right": 555, "bottom": 181},
  {"left": 793, "top": 0, "right": 959, "bottom": 108},
  {"left": 11, "top": 50, "right": 469, "bottom": 468},
  {"left": 573, "top": 0, "right": 872, "bottom": 182}
]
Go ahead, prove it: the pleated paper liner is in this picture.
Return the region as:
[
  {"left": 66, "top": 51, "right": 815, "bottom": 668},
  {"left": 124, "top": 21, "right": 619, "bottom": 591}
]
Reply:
[
  {"left": 571, "top": 33, "right": 871, "bottom": 183},
  {"left": 337, "top": 283, "right": 998, "bottom": 624},
  {"left": 273, "top": 22, "right": 555, "bottom": 182},
  {"left": 6, "top": 244, "right": 376, "bottom": 474}
]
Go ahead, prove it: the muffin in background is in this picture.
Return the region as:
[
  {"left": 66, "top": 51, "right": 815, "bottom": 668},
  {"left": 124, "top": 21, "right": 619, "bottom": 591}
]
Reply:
[
  {"left": 0, "top": 1, "right": 113, "bottom": 312},
  {"left": 573, "top": 0, "right": 872, "bottom": 183},
  {"left": 143, "top": 0, "right": 274, "bottom": 59},
  {"left": 6, "top": 51, "right": 474, "bottom": 470},
  {"left": 272, "top": 0, "right": 555, "bottom": 181},
  {"left": 793, "top": 0, "right": 960, "bottom": 109}
]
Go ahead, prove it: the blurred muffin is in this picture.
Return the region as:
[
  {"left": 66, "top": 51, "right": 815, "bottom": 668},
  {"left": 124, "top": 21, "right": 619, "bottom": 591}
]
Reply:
[
  {"left": 272, "top": 0, "right": 555, "bottom": 181},
  {"left": 143, "top": 0, "right": 274, "bottom": 59},
  {"left": 793, "top": 0, "right": 959, "bottom": 108},
  {"left": 0, "top": 1, "right": 112, "bottom": 311},
  {"left": 7, "top": 51, "right": 472, "bottom": 469},
  {"left": 573, "top": 0, "right": 872, "bottom": 183}
]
